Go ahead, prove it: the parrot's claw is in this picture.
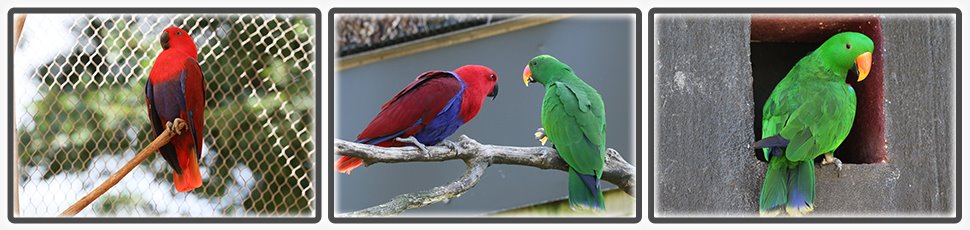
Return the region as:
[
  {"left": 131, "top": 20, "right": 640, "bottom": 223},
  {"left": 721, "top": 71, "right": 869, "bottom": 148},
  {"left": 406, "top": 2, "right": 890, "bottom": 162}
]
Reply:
[
  {"left": 396, "top": 136, "right": 430, "bottom": 157},
  {"left": 534, "top": 128, "right": 548, "bottom": 146},
  {"left": 166, "top": 118, "right": 186, "bottom": 135},
  {"left": 439, "top": 139, "right": 461, "bottom": 158},
  {"left": 821, "top": 153, "right": 844, "bottom": 177}
]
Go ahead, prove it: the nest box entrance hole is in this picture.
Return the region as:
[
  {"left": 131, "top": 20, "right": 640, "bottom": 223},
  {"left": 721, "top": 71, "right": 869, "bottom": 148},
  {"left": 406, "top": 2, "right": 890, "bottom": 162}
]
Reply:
[{"left": 750, "top": 14, "right": 886, "bottom": 164}]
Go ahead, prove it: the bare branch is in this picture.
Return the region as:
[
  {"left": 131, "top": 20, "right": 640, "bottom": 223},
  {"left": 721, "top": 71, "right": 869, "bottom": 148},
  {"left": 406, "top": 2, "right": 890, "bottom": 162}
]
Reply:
[
  {"left": 59, "top": 119, "right": 188, "bottom": 217},
  {"left": 345, "top": 160, "right": 488, "bottom": 217},
  {"left": 335, "top": 135, "right": 636, "bottom": 216}
]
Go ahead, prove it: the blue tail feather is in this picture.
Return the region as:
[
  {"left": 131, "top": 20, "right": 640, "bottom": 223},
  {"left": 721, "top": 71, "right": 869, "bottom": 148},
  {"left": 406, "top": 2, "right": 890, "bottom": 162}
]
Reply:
[{"left": 568, "top": 167, "right": 605, "bottom": 210}]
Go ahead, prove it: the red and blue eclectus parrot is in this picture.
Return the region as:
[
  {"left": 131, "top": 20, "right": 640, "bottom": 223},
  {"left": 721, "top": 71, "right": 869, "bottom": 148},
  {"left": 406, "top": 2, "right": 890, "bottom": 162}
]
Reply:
[
  {"left": 336, "top": 65, "right": 499, "bottom": 174},
  {"left": 145, "top": 27, "right": 206, "bottom": 192}
]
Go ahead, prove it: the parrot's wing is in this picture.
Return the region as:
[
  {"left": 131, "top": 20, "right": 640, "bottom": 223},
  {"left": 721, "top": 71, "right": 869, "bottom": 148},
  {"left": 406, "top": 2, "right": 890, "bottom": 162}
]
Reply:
[
  {"left": 182, "top": 57, "right": 205, "bottom": 162},
  {"left": 761, "top": 85, "right": 795, "bottom": 160},
  {"left": 356, "top": 71, "right": 462, "bottom": 144},
  {"left": 147, "top": 62, "right": 192, "bottom": 174},
  {"left": 145, "top": 76, "right": 178, "bottom": 172},
  {"left": 542, "top": 81, "right": 606, "bottom": 176},
  {"left": 146, "top": 81, "right": 164, "bottom": 137},
  {"left": 380, "top": 71, "right": 456, "bottom": 109},
  {"left": 778, "top": 84, "right": 855, "bottom": 162}
]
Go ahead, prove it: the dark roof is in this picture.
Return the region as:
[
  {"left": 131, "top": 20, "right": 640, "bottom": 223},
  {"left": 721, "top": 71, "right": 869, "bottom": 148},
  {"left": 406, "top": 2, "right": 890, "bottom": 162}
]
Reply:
[{"left": 336, "top": 14, "right": 512, "bottom": 56}]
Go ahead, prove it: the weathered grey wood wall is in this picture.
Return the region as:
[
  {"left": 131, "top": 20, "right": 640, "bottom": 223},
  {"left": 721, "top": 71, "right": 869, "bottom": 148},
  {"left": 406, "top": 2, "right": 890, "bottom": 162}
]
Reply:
[{"left": 654, "top": 14, "right": 762, "bottom": 216}]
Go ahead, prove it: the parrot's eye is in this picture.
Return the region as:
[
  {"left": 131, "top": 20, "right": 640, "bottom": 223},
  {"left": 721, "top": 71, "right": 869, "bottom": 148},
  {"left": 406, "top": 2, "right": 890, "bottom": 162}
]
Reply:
[
  {"left": 176, "top": 31, "right": 182, "bottom": 36},
  {"left": 845, "top": 43, "right": 851, "bottom": 50},
  {"left": 531, "top": 61, "right": 537, "bottom": 66},
  {"left": 489, "top": 74, "right": 496, "bottom": 80}
]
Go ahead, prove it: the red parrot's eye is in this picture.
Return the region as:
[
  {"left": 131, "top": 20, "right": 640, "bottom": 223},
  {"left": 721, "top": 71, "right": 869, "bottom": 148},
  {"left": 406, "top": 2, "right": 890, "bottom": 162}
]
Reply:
[
  {"left": 489, "top": 74, "right": 495, "bottom": 80},
  {"left": 176, "top": 31, "right": 182, "bottom": 36},
  {"left": 845, "top": 43, "right": 851, "bottom": 49}
]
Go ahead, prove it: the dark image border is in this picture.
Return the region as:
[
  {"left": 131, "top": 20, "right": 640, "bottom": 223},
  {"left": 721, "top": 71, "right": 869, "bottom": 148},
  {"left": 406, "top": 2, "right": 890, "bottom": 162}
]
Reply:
[
  {"left": 648, "top": 7, "right": 961, "bottom": 224},
  {"left": 7, "top": 7, "right": 323, "bottom": 224},
  {"left": 329, "top": 7, "right": 642, "bottom": 224}
]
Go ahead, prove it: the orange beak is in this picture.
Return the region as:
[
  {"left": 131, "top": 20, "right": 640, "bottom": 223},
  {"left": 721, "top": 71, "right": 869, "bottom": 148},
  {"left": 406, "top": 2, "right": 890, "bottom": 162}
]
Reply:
[
  {"left": 523, "top": 65, "right": 533, "bottom": 86},
  {"left": 855, "top": 52, "right": 872, "bottom": 82}
]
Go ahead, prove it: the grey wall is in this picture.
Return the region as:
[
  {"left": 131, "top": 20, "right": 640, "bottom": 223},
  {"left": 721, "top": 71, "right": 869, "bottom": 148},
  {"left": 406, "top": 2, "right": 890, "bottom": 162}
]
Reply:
[
  {"left": 653, "top": 14, "right": 956, "bottom": 217},
  {"left": 862, "top": 15, "right": 955, "bottom": 215},
  {"left": 654, "top": 15, "right": 762, "bottom": 216},
  {"left": 335, "top": 15, "right": 636, "bottom": 215}
]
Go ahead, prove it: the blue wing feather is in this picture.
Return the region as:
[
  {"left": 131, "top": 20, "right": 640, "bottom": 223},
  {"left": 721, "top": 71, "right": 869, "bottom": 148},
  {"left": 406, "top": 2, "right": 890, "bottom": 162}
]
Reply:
[{"left": 146, "top": 78, "right": 182, "bottom": 174}]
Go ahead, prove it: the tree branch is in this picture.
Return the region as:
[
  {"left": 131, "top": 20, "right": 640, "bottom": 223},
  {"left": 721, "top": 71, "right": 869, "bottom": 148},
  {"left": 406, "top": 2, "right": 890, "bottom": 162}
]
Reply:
[
  {"left": 335, "top": 135, "right": 636, "bottom": 217},
  {"left": 59, "top": 119, "right": 187, "bottom": 217}
]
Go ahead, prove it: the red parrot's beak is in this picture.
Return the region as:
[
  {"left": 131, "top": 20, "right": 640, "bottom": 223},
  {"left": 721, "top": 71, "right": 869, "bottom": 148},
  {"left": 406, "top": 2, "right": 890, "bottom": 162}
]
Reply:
[
  {"left": 855, "top": 52, "right": 872, "bottom": 82},
  {"left": 523, "top": 65, "right": 533, "bottom": 86}
]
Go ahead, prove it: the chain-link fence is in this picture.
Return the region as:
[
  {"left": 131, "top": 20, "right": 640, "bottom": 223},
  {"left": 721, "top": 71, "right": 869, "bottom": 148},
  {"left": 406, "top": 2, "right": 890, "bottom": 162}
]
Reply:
[{"left": 12, "top": 13, "right": 316, "bottom": 217}]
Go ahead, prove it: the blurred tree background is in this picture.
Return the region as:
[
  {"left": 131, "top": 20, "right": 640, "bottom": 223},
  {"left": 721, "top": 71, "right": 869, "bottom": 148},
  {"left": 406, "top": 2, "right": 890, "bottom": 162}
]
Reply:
[{"left": 14, "top": 13, "right": 316, "bottom": 217}]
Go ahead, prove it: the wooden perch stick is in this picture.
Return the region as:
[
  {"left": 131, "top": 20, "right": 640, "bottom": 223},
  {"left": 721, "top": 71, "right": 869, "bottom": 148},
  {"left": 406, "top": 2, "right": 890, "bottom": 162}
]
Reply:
[
  {"left": 12, "top": 14, "right": 27, "bottom": 217},
  {"left": 335, "top": 135, "right": 637, "bottom": 217},
  {"left": 59, "top": 119, "right": 187, "bottom": 217}
]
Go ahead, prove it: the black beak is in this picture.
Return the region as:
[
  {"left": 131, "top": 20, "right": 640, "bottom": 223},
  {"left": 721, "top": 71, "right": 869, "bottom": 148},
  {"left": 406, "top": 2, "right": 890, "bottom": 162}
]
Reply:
[
  {"left": 160, "top": 32, "right": 170, "bottom": 50},
  {"left": 488, "top": 85, "right": 498, "bottom": 100},
  {"left": 845, "top": 65, "right": 859, "bottom": 83},
  {"left": 849, "top": 65, "right": 859, "bottom": 81}
]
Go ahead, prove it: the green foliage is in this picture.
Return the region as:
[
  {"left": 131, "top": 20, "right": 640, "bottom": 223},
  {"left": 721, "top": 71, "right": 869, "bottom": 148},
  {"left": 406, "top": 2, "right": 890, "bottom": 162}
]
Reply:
[
  {"left": 16, "top": 14, "right": 315, "bottom": 216},
  {"left": 95, "top": 194, "right": 145, "bottom": 215}
]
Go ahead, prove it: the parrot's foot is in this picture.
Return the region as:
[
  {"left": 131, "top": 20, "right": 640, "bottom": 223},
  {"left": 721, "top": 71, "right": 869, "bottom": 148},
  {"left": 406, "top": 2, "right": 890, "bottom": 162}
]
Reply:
[
  {"left": 821, "top": 153, "right": 843, "bottom": 177},
  {"left": 534, "top": 128, "right": 548, "bottom": 146},
  {"left": 166, "top": 118, "right": 186, "bottom": 135},
  {"left": 395, "top": 136, "right": 430, "bottom": 157},
  {"left": 438, "top": 139, "right": 461, "bottom": 157}
]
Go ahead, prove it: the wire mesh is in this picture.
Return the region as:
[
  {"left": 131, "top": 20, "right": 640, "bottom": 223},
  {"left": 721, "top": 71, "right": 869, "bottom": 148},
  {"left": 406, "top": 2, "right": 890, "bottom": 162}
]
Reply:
[{"left": 13, "top": 13, "right": 316, "bottom": 217}]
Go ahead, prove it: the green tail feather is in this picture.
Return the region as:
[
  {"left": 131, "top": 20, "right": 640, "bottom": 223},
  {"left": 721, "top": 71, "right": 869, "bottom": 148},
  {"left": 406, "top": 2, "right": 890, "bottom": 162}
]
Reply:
[
  {"left": 759, "top": 156, "right": 816, "bottom": 216},
  {"left": 760, "top": 158, "right": 789, "bottom": 216},
  {"left": 568, "top": 167, "right": 605, "bottom": 210}
]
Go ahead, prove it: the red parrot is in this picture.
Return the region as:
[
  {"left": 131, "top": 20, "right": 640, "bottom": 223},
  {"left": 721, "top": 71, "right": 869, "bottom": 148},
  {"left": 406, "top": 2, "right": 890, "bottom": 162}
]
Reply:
[
  {"left": 145, "top": 27, "right": 205, "bottom": 192},
  {"left": 336, "top": 65, "right": 499, "bottom": 174}
]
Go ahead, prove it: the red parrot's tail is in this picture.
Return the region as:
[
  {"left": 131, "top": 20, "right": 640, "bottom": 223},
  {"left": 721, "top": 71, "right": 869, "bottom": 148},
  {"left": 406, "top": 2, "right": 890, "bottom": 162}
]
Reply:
[
  {"left": 336, "top": 156, "right": 363, "bottom": 174},
  {"left": 173, "top": 152, "right": 203, "bottom": 192}
]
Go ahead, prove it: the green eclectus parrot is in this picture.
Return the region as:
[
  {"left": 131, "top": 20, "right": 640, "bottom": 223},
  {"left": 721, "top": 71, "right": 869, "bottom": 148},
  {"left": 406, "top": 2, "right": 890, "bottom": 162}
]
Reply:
[
  {"left": 753, "top": 32, "right": 874, "bottom": 216},
  {"left": 523, "top": 55, "right": 607, "bottom": 210}
]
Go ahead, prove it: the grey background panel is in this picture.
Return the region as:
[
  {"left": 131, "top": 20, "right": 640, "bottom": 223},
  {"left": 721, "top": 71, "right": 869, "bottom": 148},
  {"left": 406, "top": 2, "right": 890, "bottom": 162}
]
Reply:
[{"left": 335, "top": 15, "right": 636, "bottom": 215}]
